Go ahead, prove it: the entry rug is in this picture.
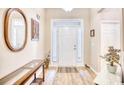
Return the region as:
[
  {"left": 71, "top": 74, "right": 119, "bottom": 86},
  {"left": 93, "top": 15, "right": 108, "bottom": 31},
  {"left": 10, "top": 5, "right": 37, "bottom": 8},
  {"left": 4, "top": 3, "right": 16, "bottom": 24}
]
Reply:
[
  {"left": 53, "top": 67, "right": 95, "bottom": 85},
  {"left": 53, "top": 67, "right": 84, "bottom": 85},
  {"left": 57, "top": 67, "right": 78, "bottom": 73}
]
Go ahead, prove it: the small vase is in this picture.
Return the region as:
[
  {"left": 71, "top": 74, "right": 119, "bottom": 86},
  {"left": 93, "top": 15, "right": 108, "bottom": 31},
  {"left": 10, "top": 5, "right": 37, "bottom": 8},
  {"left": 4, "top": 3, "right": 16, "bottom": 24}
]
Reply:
[{"left": 107, "top": 64, "right": 117, "bottom": 74}]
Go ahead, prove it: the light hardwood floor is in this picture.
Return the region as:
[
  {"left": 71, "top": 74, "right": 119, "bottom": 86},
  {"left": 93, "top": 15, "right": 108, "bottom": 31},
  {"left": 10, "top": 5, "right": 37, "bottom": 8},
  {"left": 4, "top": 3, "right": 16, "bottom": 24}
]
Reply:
[{"left": 43, "top": 67, "right": 96, "bottom": 85}]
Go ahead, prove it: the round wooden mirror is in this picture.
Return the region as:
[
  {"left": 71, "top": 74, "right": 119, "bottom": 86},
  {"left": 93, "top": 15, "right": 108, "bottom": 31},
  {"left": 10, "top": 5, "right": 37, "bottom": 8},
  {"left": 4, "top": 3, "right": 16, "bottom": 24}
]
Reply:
[{"left": 4, "top": 8, "right": 27, "bottom": 52}]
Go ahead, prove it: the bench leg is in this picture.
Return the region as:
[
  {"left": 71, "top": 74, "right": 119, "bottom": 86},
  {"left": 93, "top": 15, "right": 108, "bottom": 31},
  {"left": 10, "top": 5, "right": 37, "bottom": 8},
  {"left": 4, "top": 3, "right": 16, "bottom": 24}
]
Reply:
[{"left": 43, "top": 65, "right": 45, "bottom": 82}]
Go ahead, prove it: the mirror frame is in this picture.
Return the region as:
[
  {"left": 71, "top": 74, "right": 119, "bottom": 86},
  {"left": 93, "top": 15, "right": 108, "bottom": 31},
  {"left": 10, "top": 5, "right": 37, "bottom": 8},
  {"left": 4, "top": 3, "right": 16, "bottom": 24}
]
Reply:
[{"left": 4, "top": 8, "right": 27, "bottom": 52}]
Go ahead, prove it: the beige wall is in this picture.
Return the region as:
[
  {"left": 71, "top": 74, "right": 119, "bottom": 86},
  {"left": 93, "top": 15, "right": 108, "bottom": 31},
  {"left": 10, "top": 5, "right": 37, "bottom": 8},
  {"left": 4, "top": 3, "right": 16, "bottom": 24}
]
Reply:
[
  {"left": 45, "top": 8, "right": 91, "bottom": 65},
  {"left": 0, "top": 8, "right": 45, "bottom": 78},
  {"left": 90, "top": 8, "right": 122, "bottom": 72}
]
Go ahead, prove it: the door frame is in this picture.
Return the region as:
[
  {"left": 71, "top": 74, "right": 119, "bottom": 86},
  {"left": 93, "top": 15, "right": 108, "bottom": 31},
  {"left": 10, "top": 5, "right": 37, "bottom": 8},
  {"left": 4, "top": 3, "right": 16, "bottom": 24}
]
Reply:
[
  {"left": 51, "top": 19, "right": 84, "bottom": 67},
  {"left": 100, "top": 19, "right": 122, "bottom": 71}
]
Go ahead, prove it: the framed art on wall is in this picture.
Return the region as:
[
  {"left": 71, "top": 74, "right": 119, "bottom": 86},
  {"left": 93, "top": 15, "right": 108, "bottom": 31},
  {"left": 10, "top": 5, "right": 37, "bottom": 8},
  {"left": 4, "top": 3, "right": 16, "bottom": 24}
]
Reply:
[
  {"left": 90, "top": 29, "right": 95, "bottom": 37},
  {"left": 31, "top": 18, "right": 39, "bottom": 41}
]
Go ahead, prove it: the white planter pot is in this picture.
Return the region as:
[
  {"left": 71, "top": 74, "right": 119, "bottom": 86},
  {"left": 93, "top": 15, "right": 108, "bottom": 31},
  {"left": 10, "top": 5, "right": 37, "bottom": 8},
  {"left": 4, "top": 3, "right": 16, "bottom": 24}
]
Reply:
[{"left": 107, "top": 64, "right": 117, "bottom": 74}]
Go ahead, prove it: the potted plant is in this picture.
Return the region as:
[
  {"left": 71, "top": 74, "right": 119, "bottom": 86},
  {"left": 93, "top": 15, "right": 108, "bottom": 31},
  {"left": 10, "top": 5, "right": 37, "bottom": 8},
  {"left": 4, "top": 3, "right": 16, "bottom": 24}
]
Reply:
[
  {"left": 44, "top": 51, "right": 50, "bottom": 69},
  {"left": 100, "top": 46, "right": 121, "bottom": 74},
  {"left": 45, "top": 57, "right": 50, "bottom": 69}
]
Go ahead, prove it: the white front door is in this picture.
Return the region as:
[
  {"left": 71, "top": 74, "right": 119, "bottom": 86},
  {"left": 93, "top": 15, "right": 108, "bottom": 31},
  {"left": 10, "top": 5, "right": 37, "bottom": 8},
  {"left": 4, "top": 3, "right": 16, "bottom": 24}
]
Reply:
[
  {"left": 58, "top": 27, "right": 77, "bottom": 67},
  {"left": 51, "top": 19, "right": 84, "bottom": 67}
]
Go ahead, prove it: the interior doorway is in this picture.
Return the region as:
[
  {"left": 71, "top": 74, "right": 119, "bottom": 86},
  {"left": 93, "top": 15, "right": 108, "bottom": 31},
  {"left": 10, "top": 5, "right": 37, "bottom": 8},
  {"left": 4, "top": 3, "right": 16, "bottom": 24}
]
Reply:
[
  {"left": 100, "top": 20, "right": 121, "bottom": 70},
  {"left": 51, "top": 19, "right": 84, "bottom": 67}
]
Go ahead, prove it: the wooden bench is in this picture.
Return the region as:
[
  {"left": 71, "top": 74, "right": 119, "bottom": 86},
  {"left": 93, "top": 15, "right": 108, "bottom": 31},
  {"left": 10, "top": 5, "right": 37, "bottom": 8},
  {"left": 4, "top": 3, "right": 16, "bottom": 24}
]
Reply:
[{"left": 0, "top": 59, "right": 45, "bottom": 85}]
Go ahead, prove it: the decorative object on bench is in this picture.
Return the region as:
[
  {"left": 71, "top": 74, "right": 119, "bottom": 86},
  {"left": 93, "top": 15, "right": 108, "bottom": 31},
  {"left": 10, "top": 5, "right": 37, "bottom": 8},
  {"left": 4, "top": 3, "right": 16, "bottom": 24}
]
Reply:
[
  {"left": 100, "top": 46, "right": 121, "bottom": 74},
  {"left": 44, "top": 51, "right": 50, "bottom": 69}
]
